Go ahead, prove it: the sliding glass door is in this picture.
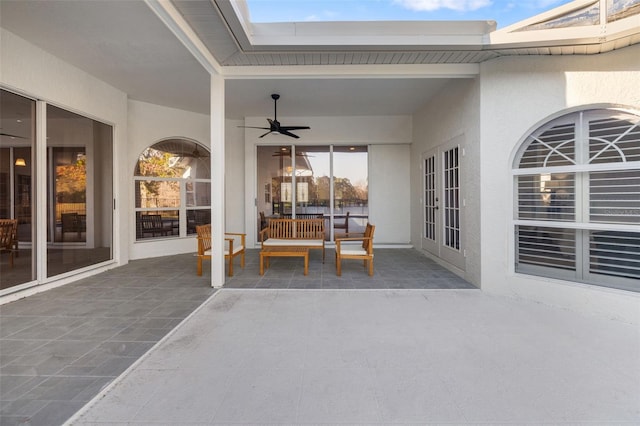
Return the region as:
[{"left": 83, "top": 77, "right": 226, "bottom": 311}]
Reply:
[
  {"left": 0, "top": 88, "right": 114, "bottom": 292},
  {"left": 256, "top": 145, "right": 368, "bottom": 241}
]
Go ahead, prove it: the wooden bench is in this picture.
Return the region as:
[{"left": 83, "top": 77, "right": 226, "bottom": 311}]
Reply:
[
  {"left": 259, "top": 218, "right": 325, "bottom": 263},
  {"left": 260, "top": 246, "right": 309, "bottom": 276}
]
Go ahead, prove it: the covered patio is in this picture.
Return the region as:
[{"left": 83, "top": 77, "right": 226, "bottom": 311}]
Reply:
[{"left": 2, "top": 249, "right": 638, "bottom": 425}]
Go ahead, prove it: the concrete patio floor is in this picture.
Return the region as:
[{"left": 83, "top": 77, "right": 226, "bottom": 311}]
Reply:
[
  {"left": 69, "top": 290, "right": 639, "bottom": 425},
  {"left": 1, "top": 248, "right": 638, "bottom": 425}
]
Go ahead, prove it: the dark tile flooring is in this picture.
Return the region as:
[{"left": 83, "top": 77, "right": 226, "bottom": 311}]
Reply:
[{"left": 0, "top": 248, "right": 474, "bottom": 426}]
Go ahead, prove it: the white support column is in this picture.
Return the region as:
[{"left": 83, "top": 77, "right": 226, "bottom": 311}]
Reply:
[{"left": 210, "top": 73, "right": 225, "bottom": 288}]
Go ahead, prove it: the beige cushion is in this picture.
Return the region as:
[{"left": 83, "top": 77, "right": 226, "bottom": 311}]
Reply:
[
  {"left": 205, "top": 246, "right": 244, "bottom": 256},
  {"left": 263, "top": 239, "right": 323, "bottom": 247},
  {"left": 340, "top": 247, "right": 372, "bottom": 256}
]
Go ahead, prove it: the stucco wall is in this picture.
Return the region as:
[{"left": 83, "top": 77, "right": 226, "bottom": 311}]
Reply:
[
  {"left": 225, "top": 119, "right": 246, "bottom": 233},
  {"left": 369, "top": 144, "right": 411, "bottom": 244},
  {"left": 479, "top": 44, "right": 640, "bottom": 324},
  {"left": 410, "top": 78, "right": 481, "bottom": 286}
]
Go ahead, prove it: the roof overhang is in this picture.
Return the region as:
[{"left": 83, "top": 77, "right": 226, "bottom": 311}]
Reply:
[{"left": 170, "top": 0, "right": 640, "bottom": 68}]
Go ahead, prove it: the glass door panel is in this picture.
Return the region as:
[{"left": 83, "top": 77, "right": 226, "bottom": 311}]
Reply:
[
  {"left": 256, "top": 146, "right": 291, "bottom": 233},
  {"left": 333, "top": 146, "right": 368, "bottom": 237},
  {"left": 0, "top": 89, "right": 36, "bottom": 291},
  {"left": 47, "top": 104, "right": 113, "bottom": 278},
  {"left": 294, "top": 145, "right": 330, "bottom": 215}
]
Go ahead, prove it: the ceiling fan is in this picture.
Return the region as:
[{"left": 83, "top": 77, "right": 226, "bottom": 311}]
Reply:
[
  {"left": 186, "top": 142, "right": 208, "bottom": 159},
  {"left": 0, "top": 129, "right": 27, "bottom": 139},
  {"left": 239, "top": 94, "right": 310, "bottom": 139}
]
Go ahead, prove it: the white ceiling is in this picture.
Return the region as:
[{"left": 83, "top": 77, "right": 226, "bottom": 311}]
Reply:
[
  {"left": 0, "top": 0, "right": 455, "bottom": 119},
  {"left": 225, "top": 78, "right": 450, "bottom": 119}
]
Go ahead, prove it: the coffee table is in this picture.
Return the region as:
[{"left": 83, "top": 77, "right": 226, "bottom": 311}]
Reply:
[{"left": 260, "top": 246, "right": 309, "bottom": 276}]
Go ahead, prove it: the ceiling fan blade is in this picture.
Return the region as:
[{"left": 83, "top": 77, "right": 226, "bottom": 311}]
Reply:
[
  {"left": 280, "top": 126, "right": 310, "bottom": 131},
  {"left": 0, "top": 132, "right": 27, "bottom": 139},
  {"left": 280, "top": 129, "right": 300, "bottom": 139},
  {"left": 258, "top": 131, "right": 273, "bottom": 138},
  {"left": 237, "top": 125, "right": 270, "bottom": 130}
]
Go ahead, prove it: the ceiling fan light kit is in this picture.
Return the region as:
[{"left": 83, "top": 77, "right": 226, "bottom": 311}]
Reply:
[{"left": 239, "top": 94, "right": 310, "bottom": 139}]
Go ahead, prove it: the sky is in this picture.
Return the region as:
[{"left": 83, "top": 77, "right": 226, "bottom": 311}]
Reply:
[{"left": 245, "top": 0, "right": 574, "bottom": 28}]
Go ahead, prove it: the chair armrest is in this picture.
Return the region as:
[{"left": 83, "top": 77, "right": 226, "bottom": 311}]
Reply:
[
  {"left": 259, "top": 228, "right": 269, "bottom": 242},
  {"left": 335, "top": 231, "right": 364, "bottom": 239},
  {"left": 335, "top": 236, "right": 372, "bottom": 243},
  {"left": 335, "top": 236, "right": 373, "bottom": 254},
  {"left": 225, "top": 233, "right": 245, "bottom": 250},
  {"left": 231, "top": 233, "right": 246, "bottom": 248}
]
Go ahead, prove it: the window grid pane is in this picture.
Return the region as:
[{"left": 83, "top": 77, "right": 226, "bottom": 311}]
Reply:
[
  {"left": 516, "top": 226, "right": 576, "bottom": 271},
  {"left": 589, "top": 169, "right": 640, "bottom": 224},
  {"left": 186, "top": 181, "right": 211, "bottom": 207},
  {"left": 517, "top": 174, "right": 575, "bottom": 221},
  {"left": 135, "top": 180, "right": 180, "bottom": 208},
  {"left": 519, "top": 123, "right": 576, "bottom": 168},
  {"left": 589, "top": 117, "right": 640, "bottom": 164},
  {"left": 590, "top": 230, "right": 640, "bottom": 280}
]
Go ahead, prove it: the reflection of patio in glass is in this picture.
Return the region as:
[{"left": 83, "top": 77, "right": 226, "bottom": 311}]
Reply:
[{"left": 257, "top": 145, "right": 368, "bottom": 240}]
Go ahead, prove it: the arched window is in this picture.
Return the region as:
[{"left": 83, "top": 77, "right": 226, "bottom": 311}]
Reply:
[
  {"left": 134, "top": 139, "right": 210, "bottom": 240},
  {"left": 513, "top": 109, "right": 640, "bottom": 292}
]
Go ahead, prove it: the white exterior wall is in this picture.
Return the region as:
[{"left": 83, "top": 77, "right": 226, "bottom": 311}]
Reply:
[
  {"left": 127, "top": 100, "right": 210, "bottom": 259},
  {"left": 243, "top": 115, "right": 412, "bottom": 247},
  {"left": 369, "top": 144, "right": 411, "bottom": 245},
  {"left": 225, "top": 119, "right": 246, "bottom": 233},
  {"left": 410, "top": 78, "right": 481, "bottom": 286},
  {"left": 479, "top": 44, "right": 640, "bottom": 324}
]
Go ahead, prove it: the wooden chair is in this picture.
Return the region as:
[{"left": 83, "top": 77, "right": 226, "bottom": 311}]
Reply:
[
  {"left": 0, "top": 219, "right": 18, "bottom": 268},
  {"left": 61, "top": 212, "right": 86, "bottom": 241},
  {"left": 140, "top": 214, "right": 171, "bottom": 237},
  {"left": 333, "top": 211, "right": 350, "bottom": 234},
  {"left": 196, "top": 224, "right": 246, "bottom": 277},
  {"left": 259, "top": 211, "right": 268, "bottom": 230},
  {"left": 335, "top": 222, "right": 375, "bottom": 276}
]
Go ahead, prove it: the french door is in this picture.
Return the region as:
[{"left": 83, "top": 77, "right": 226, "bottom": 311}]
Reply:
[{"left": 421, "top": 140, "right": 465, "bottom": 270}]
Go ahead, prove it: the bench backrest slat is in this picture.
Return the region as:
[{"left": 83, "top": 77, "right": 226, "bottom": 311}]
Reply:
[{"left": 266, "top": 218, "right": 324, "bottom": 239}]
